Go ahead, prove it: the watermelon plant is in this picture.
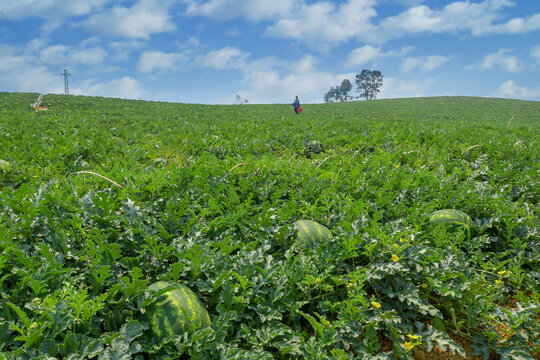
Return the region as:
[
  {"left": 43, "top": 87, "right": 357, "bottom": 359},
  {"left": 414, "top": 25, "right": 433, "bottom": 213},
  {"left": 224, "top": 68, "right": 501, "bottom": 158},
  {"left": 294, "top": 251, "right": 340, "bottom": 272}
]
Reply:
[{"left": 0, "top": 93, "right": 538, "bottom": 359}]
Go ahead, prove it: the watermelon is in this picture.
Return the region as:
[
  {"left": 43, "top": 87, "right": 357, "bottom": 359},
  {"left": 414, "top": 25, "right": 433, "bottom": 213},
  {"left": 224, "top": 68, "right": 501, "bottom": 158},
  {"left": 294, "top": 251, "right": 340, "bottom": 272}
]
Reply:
[
  {"left": 306, "top": 140, "right": 324, "bottom": 155},
  {"left": 0, "top": 159, "right": 11, "bottom": 172},
  {"left": 146, "top": 281, "right": 211, "bottom": 341},
  {"left": 294, "top": 220, "right": 332, "bottom": 248},
  {"left": 428, "top": 209, "right": 473, "bottom": 238}
]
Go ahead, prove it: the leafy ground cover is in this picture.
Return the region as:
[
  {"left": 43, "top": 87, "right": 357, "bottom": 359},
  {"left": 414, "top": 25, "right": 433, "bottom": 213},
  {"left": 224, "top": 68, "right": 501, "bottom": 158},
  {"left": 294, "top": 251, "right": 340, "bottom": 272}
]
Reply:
[{"left": 0, "top": 92, "right": 538, "bottom": 359}]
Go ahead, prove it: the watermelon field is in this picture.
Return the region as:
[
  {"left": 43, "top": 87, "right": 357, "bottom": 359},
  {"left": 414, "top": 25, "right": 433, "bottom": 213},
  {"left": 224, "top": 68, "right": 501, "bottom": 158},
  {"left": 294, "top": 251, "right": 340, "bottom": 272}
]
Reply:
[{"left": 0, "top": 92, "right": 538, "bottom": 359}]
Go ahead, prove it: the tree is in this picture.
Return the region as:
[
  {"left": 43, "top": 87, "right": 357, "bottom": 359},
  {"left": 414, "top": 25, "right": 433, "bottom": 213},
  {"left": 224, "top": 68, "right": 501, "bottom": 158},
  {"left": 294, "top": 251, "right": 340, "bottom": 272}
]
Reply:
[
  {"left": 338, "top": 79, "right": 353, "bottom": 102},
  {"left": 234, "top": 94, "right": 249, "bottom": 104},
  {"left": 324, "top": 79, "right": 353, "bottom": 103},
  {"left": 355, "top": 69, "right": 383, "bottom": 100},
  {"left": 324, "top": 86, "right": 339, "bottom": 103}
]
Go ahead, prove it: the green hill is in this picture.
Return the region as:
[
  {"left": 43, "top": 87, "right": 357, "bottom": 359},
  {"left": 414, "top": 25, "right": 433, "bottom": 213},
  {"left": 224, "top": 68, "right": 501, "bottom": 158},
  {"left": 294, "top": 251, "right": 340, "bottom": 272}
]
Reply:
[{"left": 0, "top": 92, "right": 539, "bottom": 359}]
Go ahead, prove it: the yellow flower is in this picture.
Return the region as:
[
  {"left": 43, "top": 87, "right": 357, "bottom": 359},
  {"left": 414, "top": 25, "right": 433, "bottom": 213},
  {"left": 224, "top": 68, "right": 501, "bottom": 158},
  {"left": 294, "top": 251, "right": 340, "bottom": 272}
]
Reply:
[
  {"left": 371, "top": 301, "right": 382, "bottom": 308},
  {"left": 393, "top": 243, "right": 400, "bottom": 248},
  {"left": 407, "top": 334, "right": 421, "bottom": 340},
  {"left": 404, "top": 342, "right": 414, "bottom": 351},
  {"left": 498, "top": 270, "right": 506, "bottom": 276},
  {"left": 391, "top": 254, "right": 400, "bottom": 262}
]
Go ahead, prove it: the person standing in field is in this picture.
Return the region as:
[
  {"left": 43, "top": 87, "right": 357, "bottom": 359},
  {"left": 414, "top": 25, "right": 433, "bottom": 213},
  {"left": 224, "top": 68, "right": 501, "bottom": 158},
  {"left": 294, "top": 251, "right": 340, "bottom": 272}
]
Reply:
[{"left": 292, "top": 96, "right": 301, "bottom": 114}]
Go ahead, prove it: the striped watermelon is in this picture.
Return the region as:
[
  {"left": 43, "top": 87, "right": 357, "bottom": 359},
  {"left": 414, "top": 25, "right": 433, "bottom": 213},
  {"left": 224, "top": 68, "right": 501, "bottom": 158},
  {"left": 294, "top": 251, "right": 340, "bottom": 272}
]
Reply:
[
  {"left": 146, "top": 281, "right": 211, "bottom": 341},
  {"left": 294, "top": 220, "right": 332, "bottom": 248},
  {"left": 428, "top": 209, "right": 473, "bottom": 238},
  {"left": 0, "top": 159, "right": 11, "bottom": 172}
]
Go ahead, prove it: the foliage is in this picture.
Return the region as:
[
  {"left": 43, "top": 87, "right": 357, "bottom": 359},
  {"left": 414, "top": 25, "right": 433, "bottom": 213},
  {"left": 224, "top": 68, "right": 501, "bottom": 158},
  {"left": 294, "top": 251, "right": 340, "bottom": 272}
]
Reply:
[
  {"left": 324, "top": 79, "right": 353, "bottom": 103},
  {"left": 355, "top": 69, "right": 383, "bottom": 100},
  {"left": 0, "top": 93, "right": 538, "bottom": 359}
]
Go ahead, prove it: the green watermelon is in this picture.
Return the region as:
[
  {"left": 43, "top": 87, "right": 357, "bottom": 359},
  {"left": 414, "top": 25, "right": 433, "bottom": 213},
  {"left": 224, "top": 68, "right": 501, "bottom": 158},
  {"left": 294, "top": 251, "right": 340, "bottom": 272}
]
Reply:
[
  {"left": 294, "top": 220, "right": 332, "bottom": 248},
  {"left": 305, "top": 140, "right": 324, "bottom": 155},
  {"left": 0, "top": 159, "right": 11, "bottom": 172},
  {"left": 428, "top": 209, "right": 473, "bottom": 238},
  {"left": 146, "top": 281, "right": 211, "bottom": 341}
]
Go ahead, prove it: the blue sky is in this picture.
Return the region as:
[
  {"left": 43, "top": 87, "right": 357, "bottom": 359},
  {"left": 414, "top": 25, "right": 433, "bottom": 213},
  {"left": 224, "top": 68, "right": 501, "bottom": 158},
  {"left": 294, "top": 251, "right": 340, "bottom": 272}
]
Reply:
[{"left": 0, "top": 0, "right": 539, "bottom": 104}]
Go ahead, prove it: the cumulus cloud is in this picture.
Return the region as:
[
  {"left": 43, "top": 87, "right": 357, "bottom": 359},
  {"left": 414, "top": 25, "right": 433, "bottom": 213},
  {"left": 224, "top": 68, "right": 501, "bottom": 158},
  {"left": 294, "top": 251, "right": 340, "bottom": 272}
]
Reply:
[
  {"left": 241, "top": 67, "right": 352, "bottom": 103},
  {"left": 39, "top": 44, "right": 107, "bottom": 66},
  {"left": 401, "top": 55, "right": 452, "bottom": 73},
  {"left": 0, "top": 46, "right": 63, "bottom": 94},
  {"left": 183, "top": 0, "right": 296, "bottom": 21},
  {"left": 345, "top": 45, "right": 382, "bottom": 68},
  {"left": 378, "top": 77, "right": 437, "bottom": 99},
  {"left": 495, "top": 80, "right": 540, "bottom": 99},
  {"left": 78, "top": 0, "right": 176, "bottom": 39},
  {"left": 107, "top": 40, "right": 146, "bottom": 61},
  {"left": 75, "top": 76, "right": 146, "bottom": 99},
  {"left": 0, "top": 0, "right": 110, "bottom": 20},
  {"left": 0, "top": 0, "right": 110, "bottom": 33},
  {"left": 378, "top": 0, "right": 516, "bottom": 38},
  {"left": 182, "top": 0, "right": 540, "bottom": 48},
  {"left": 229, "top": 54, "right": 354, "bottom": 103},
  {"left": 265, "top": 0, "right": 377, "bottom": 48},
  {"left": 490, "top": 13, "right": 540, "bottom": 34},
  {"left": 137, "top": 51, "right": 190, "bottom": 73},
  {"left": 345, "top": 45, "right": 413, "bottom": 68},
  {"left": 194, "top": 47, "right": 249, "bottom": 69},
  {"left": 478, "top": 49, "right": 524, "bottom": 72}
]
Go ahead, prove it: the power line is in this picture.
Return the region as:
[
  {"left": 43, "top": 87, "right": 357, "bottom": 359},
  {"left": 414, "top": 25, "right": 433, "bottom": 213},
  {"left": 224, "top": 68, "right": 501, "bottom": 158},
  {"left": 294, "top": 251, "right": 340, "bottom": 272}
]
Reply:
[
  {"left": 0, "top": 8, "right": 42, "bottom": 61},
  {"left": 1, "top": 8, "right": 72, "bottom": 94}
]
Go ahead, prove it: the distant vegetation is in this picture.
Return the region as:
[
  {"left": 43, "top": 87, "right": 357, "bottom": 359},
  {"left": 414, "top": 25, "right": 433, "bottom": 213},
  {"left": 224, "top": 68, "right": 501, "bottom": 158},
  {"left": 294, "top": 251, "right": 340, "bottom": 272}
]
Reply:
[
  {"left": 324, "top": 69, "right": 383, "bottom": 102},
  {"left": 0, "top": 93, "right": 538, "bottom": 359}
]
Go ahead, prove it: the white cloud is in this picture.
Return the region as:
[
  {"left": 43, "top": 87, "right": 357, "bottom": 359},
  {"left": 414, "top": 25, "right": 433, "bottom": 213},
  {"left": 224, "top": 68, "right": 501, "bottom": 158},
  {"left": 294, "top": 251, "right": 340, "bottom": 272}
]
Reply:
[
  {"left": 231, "top": 54, "right": 354, "bottom": 103},
  {"left": 183, "top": 0, "right": 296, "bottom": 21},
  {"left": 479, "top": 49, "right": 524, "bottom": 72},
  {"left": 495, "top": 80, "right": 540, "bottom": 99},
  {"left": 137, "top": 51, "right": 189, "bottom": 73},
  {"left": 265, "top": 0, "right": 377, "bottom": 49},
  {"left": 345, "top": 45, "right": 413, "bottom": 68},
  {"left": 490, "top": 13, "right": 540, "bottom": 34},
  {"left": 378, "top": 77, "right": 436, "bottom": 98},
  {"left": 241, "top": 68, "right": 351, "bottom": 104},
  {"left": 378, "top": 0, "right": 518, "bottom": 38},
  {"left": 107, "top": 40, "right": 146, "bottom": 61},
  {"left": 39, "top": 44, "right": 107, "bottom": 66},
  {"left": 194, "top": 47, "right": 249, "bottom": 69},
  {"left": 0, "top": 46, "right": 62, "bottom": 94},
  {"left": 1, "top": 0, "right": 110, "bottom": 33},
  {"left": 401, "top": 55, "right": 451, "bottom": 72},
  {"left": 182, "top": 0, "right": 540, "bottom": 49},
  {"left": 346, "top": 45, "right": 382, "bottom": 67},
  {"left": 75, "top": 76, "right": 146, "bottom": 99},
  {"left": 0, "top": 0, "right": 110, "bottom": 20},
  {"left": 78, "top": 0, "right": 176, "bottom": 39}
]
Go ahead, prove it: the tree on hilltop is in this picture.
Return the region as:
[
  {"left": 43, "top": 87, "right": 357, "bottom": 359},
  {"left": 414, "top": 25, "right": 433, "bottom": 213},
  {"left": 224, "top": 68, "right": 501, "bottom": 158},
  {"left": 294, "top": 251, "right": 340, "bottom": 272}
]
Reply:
[
  {"left": 324, "top": 79, "right": 353, "bottom": 103},
  {"left": 355, "top": 69, "right": 383, "bottom": 100}
]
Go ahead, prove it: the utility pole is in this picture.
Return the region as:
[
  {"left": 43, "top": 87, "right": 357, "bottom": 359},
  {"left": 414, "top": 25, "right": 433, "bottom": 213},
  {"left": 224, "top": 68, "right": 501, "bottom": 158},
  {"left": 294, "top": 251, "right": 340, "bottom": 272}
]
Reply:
[{"left": 61, "top": 68, "right": 71, "bottom": 95}]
